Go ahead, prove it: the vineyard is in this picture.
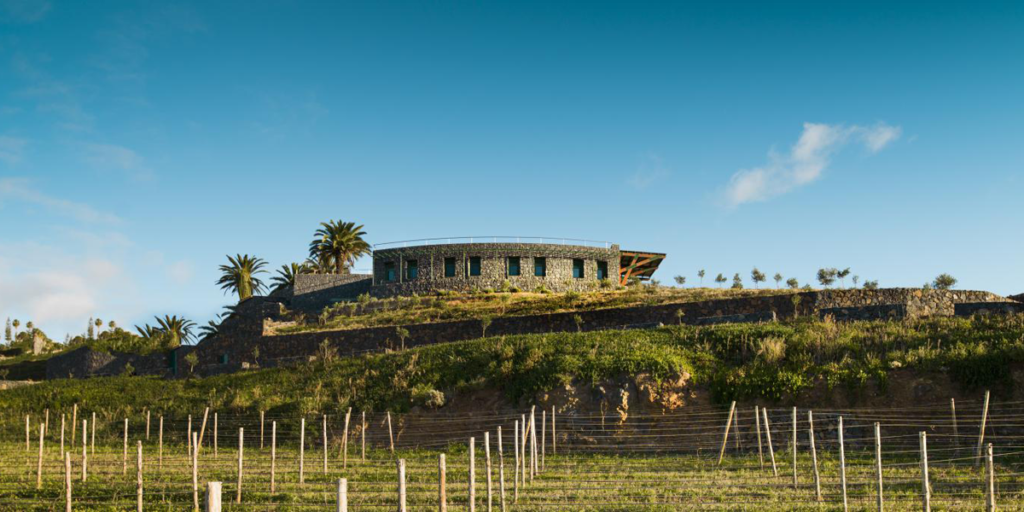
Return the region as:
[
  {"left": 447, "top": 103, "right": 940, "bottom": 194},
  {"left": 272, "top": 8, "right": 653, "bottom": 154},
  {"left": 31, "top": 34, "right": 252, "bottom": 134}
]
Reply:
[{"left": 1, "top": 394, "right": 1022, "bottom": 510}]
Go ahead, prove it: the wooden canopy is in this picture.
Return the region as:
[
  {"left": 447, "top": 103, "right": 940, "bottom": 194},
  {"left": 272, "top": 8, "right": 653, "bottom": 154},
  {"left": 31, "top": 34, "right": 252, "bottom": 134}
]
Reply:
[{"left": 619, "top": 250, "right": 666, "bottom": 285}]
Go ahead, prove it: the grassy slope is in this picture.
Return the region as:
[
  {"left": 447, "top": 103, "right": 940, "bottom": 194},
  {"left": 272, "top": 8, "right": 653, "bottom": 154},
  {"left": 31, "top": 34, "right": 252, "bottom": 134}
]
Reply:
[{"left": 2, "top": 314, "right": 1023, "bottom": 420}]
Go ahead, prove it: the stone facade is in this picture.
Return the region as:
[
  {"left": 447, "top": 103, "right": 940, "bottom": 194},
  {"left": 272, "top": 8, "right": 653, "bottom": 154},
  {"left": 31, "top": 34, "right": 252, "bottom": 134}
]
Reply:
[
  {"left": 292, "top": 274, "right": 373, "bottom": 310},
  {"left": 370, "top": 243, "right": 621, "bottom": 297},
  {"left": 45, "top": 346, "right": 171, "bottom": 380},
  {"left": 813, "top": 289, "right": 1003, "bottom": 318},
  {"left": 954, "top": 302, "right": 1024, "bottom": 316}
]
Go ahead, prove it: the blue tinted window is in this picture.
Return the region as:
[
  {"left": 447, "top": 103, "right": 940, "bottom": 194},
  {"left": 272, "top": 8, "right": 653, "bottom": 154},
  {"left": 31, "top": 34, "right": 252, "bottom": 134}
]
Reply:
[
  {"left": 384, "top": 262, "right": 395, "bottom": 281},
  {"left": 572, "top": 259, "right": 584, "bottom": 279},
  {"left": 470, "top": 257, "right": 482, "bottom": 276},
  {"left": 597, "top": 261, "right": 608, "bottom": 280},
  {"left": 534, "top": 257, "right": 546, "bottom": 277},
  {"left": 508, "top": 257, "right": 520, "bottom": 276},
  {"left": 406, "top": 260, "right": 418, "bottom": 280}
]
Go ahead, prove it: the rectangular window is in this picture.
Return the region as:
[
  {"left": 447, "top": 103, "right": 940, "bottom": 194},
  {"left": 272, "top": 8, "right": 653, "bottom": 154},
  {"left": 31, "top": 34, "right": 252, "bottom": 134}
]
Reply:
[
  {"left": 534, "top": 257, "right": 546, "bottom": 277},
  {"left": 572, "top": 259, "right": 585, "bottom": 279},
  {"left": 444, "top": 257, "right": 456, "bottom": 277},
  {"left": 469, "top": 257, "right": 482, "bottom": 276},
  {"left": 597, "top": 261, "right": 608, "bottom": 280},
  {"left": 406, "top": 259, "right": 418, "bottom": 280},
  {"left": 507, "top": 257, "right": 521, "bottom": 276},
  {"left": 384, "top": 261, "right": 396, "bottom": 282}
]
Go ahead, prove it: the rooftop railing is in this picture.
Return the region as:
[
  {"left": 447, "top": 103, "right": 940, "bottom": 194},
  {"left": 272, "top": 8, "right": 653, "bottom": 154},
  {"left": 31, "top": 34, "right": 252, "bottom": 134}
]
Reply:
[{"left": 372, "top": 236, "right": 613, "bottom": 251}]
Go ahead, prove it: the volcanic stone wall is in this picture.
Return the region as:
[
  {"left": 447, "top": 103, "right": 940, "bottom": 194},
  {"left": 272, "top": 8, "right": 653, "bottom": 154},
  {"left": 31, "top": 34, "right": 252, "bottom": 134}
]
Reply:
[
  {"left": 371, "top": 243, "right": 621, "bottom": 297},
  {"left": 292, "top": 274, "right": 373, "bottom": 310}
]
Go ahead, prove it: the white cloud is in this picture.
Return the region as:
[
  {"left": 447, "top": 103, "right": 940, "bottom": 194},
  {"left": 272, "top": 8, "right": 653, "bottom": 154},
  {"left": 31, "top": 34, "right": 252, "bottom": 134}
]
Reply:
[
  {"left": 627, "top": 154, "right": 670, "bottom": 190},
  {"left": 0, "top": 178, "right": 123, "bottom": 223},
  {"left": 725, "top": 122, "right": 901, "bottom": 206},
  {"left": 0, "top": 135, "right": 28, "bottom": 164},
  {"left": 81, "top": 142, "right": 154, "bottom": 180},
  {"left": 0, "top": 0, "right": 50, "bottom": 23}
]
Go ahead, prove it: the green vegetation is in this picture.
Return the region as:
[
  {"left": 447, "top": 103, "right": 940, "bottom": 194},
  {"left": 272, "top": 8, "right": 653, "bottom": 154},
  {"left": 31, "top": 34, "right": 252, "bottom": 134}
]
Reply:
[
  {"left": 4, "top": 314, "right": 1024, "bottom": 420},
  {"left": 933, "top": 273, "right": 958, "bottom": 290},
  {"left": 308, "top": 220, "right": 370, "bottom": 274},
  {"left": 217, "top": 254, "right": 269, "bottom": 302}
]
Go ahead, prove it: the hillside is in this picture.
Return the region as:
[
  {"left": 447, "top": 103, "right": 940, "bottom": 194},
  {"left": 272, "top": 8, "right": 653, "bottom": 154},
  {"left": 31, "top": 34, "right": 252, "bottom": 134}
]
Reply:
[{"left": 4, "top": 313, "right": 1023, "bottom": 421}]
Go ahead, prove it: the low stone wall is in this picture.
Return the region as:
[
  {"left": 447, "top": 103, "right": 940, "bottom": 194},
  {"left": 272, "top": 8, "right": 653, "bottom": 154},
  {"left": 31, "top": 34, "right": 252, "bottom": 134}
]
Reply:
[
  {"left": 820, "top": 304, "right": 907, "bottom": 322},
  {"left": 45, "top": 347, "right": 170, "bottom": 380},
  {"left": 292, "top": 274, "right": 373, "bottom": 310},
  {"left": 954, "top": 302, "right": 1024, "bottom": 316},
  {"left": 1010, "top": 294, "right": 1023, "bottom": 303},
  {"left": 813, "top": 289, "right": 1003, "bottom": 318}
]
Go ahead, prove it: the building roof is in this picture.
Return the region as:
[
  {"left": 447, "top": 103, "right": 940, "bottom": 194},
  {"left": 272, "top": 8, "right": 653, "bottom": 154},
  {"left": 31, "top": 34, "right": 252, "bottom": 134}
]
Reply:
[{"left": 619, "top": 250, "right": 666, "bottom": 285}]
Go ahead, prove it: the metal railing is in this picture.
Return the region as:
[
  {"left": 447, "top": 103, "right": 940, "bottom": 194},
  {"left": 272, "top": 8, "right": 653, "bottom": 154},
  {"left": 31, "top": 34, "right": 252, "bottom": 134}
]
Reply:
[{"left": 372, "top": 236, "right": 613, "bottom": 250}]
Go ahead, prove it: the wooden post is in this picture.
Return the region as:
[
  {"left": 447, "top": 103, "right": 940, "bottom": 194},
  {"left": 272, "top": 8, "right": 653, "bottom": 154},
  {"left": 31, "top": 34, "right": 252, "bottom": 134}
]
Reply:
[
  {"left": 791, "top": 406, "right": 797, "bottom": 489},
  {"left": 498, "top": 427, "right": 506, "bottom": 512},
  {"left": 387, "top": 412, "right": 395, "bottom": 454},
  {"left": 299, "top": 417, "right": 306, "bottom": 484},
  {"left": 439, "top": 453, "right": 447, "bottom": 512},
  {"left": 986, "top": 443, "right": 995, "bottom": 512},
  {"left": 188, "top": 415, "right": 193, "bottom": 454},
  {"left": 809, "top": 411, "right": 821, "bottom": 503},
  {"left": 551, "top": 406, "right": 556, "bottom": 455},
  {"left": 875, "top": 422, "right": 884, "bottom": 512},
  {"left": 361, "top": 411, "right": 366, "bottom": 461},
  {"left": 158, "top": 416, "right": 164, "bottom": 469},
  {"left": 976, "top": 390, "right": 990, "bottom": 467},
  {"left": 44, "top": 409, "right": 49, "bottom": 439},
  {"left": 337, "top": 478, "right": 348, "bottom": 512},
  {"left": 920, "top": 431, "right": 930, "bottom": 512},
  {"left": 323, "top": 415, "right": 328, "bottom": 474},
  {"left": 530, "top": 409, "right": 537, "bottom": 480},
  {"left": 469, "top": 437, "right": 477, "bottom": 512},
  {"left": 398, "top": 458, "right": 407, "bottom": 512},
  {"left": 541, "top": 410, "right": 546, "bottom": 471},
  {"left": 61, "top": 414, "right": 66, "bottom": 455},
  {"left": 513, "top": 419, "right": 520, "bottom": 501},
  {"left": 717, "top": 401, "right": 737, "bottom": 465},
  {"left": 520, "top": 415, "right": 527, "bottom": 487},
  {"left": 91, "top": 412, "right": 96, "bottom": 455},
  {"left": 734, "top": 406, "right": 741, "bottom": 450},
  {"left": 762, "top": 407, "right": 778, "bottom": 477},
  {"left": 136, "top": 441, "right": 143, "bottom": 512},
  {"left": 64, "top": 451, "right": 71, "bottom": 512},
  {"left": 192, "top": 432, "right": 200, "bottom": 511},
  {"left": 198, "top": 407, "right": 210, "bottom": 451},
  {"left": 146, "top": 409, "right": 151, "bottom": 440},
  {"left": 755, "top": 406, "right": 764, "bottom": 469},
  {"left": 485, "top": 431, "right": 493, "bottom": 512},
  {"left": 36, "top": 424, "right": 44, "bottom": 489},
  {"left": 342, "top": 408, "right": 351, "bottom": 469},
  {"left": 950, "top": 398, "right": 959, "bottom": 449},
  {"left": 205, "top": 481, "right": 222, "bottom": 512},
  {"left": 236, "top": 428, "right": 244, "bottom": 503},
  {"left": 260, "top": 410, "right": 265, "bottom": 450},
  {"left": 213, "top": 413, "right": 218, "bottom": 458},
  {"left": 71, "top": 403, "right": 77, "bottom": 448},
  {"left": 123, "top": 418, "right": 129, "bottom": 475},
  {"left": 82, "top": 420, "right": 88, "bottom": 482},
  {"left": 26, "top": 415, "right": 30, "bottom": 451},
  {"left": 839, "top": 416, "right": 848, "bottom": 512},
  {"left": 271, "top": 421, "right": 277, "bottom": 494}
]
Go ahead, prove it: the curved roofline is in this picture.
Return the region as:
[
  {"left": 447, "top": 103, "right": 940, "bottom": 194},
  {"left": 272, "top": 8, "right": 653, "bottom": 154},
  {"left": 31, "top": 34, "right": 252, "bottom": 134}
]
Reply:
[{"left": 372, "top": 236, "right": 614, "bottom": 250}]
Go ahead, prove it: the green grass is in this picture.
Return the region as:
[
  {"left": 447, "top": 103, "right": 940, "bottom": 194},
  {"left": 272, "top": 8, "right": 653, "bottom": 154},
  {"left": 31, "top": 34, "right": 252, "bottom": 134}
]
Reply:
[{"left": 2, "top": 314, "right": 1024, "bottom": 421}]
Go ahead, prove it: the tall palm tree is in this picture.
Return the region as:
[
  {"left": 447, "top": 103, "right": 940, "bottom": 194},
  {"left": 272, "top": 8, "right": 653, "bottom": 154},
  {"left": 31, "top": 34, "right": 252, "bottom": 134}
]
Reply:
[
  {"left": 154, "top": 315, "right": 196, "bottom": 348},
  {"left": 308, "top": 220, "right": 370, "bottom": 274},
  {"left": 198, "top": 319, "right": 220, "bottom": 341},
  {"left": 271, "top": 262, "right": 311, "bottom": 292},
  {"left": 217, "top": 254, "right": 268, "bottom": 302},
  {"left": 134, "top": 324, "right": 161, "bottom": 338}
]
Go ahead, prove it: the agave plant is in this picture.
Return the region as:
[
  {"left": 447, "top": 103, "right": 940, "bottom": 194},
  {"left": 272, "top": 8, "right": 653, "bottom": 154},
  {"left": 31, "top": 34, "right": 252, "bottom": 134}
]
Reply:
[
  {"left": 308, "top": 220, "right": 370, "bottom": 274},
  {"left": 271, "top": 262, "right": 312, "bottom": 292},
  {"left": 217, "top": 254, "right": 268, "bottom": 302},
  {"left": 154, "top": 315, "right": 196, "bottom": 347}
]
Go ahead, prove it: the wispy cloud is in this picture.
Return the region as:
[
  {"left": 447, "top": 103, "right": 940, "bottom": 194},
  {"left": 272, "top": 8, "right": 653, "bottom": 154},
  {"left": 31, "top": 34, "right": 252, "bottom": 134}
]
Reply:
[
  {"left": 0, "top": 135, "right": 28, "bottom": 164},
  {"left": 0, "top": 0, "right": 51, "bottom": 23},
  {"left": 725, "top": 122, "right": 901, "bottom": 206},
  {"left": 81, "top": 142, "right": 154, "bottom": 180},
  {"left": 0, "top": 178, "right": 123, "bottom": 223},
  {"left": 627, "top": 153, "right": 671, "bottom": 190}
]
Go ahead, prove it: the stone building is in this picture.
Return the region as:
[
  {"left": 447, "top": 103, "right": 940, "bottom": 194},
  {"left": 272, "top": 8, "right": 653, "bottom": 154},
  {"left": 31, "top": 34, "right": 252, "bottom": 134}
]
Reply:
[{"left": 291, "top": 237, "right": 665, "bottom": 308}]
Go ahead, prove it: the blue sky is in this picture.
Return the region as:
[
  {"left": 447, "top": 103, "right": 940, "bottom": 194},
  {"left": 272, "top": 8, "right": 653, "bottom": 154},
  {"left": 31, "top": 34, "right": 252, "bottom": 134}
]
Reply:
[{"left": 1, "top": 1, "right": 1022, "bottom": 339}]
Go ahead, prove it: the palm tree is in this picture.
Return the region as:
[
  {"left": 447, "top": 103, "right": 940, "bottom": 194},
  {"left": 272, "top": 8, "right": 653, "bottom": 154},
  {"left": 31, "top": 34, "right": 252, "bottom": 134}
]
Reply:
[
  {"left": 217, "top": 254, "right": 268, "bottom": 302},
  {"left": 308, "top": 220, "right": 370, "bottom": 274},
  {"left": 697, "top": 269, "right": 705, "bottom": 286},
  {"left": 154, "top": 315, "right": 196, "bottom": 347},
  {"left": 11, "top": 319, "right": 19, "bottom": 338},
  {"left": 95, "top": 318, "right": 103, "bottom": 336},
  {"left": 271, "top": 262, "right": 311, "bottom": 293},
  {"left": 135, "top": 324, "right": 162, "bottom": 338},
  {"left": 198, "top": 320, "right": 220, "bottom": 341}
]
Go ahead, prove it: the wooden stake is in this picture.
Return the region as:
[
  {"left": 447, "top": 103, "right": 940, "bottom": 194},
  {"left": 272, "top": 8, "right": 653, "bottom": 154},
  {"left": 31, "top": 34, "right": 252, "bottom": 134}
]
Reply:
[
  {"left": 551, "top": 406, "right": 556, "bottom": 455},
  {"left": 387, "top": 412, "right": 395, "bottom": 454},
  {"left": 920, "top": 431, "right": 930, "bottom": 512},
  {"left": 192, "top": 432, "right": 199, "bottom": 511},
  {"left": 398, "top": 458, "right": 407, "bottom": 512},
  {"left": 323, "top": 415, "right": 328, "bottom": 474},
  {"left": 755, "top": 406, "right": 764, "bottom": 469},
  {"left": 521, "top": 415, "right": 527, "bottom": 486},
  {"left": 64, "top": 451, "right": 71, "bottom": 512},
  {"left": 71, "top": 404, "right": 77, "bottom": 448},
  {"left": 498, "top": 427, "right": 506, "bottom": 512},
  {"left": 36, "top": 424, "right": 44, "bottom": 489},
  {"left": 237, "top": 428, "right": 244, "bottom": 503},
  {"left": 136, "top": 441, "right": 143, "bottom": 512},
  {"left": 839, "top": 416, "right": 848, "bottom": 512},
  {"left": 469, "top": 437, "right": 476, "bottom": 512},
  {"left": 44, "top": 409, "right": 48, "bottom": 439},
  {"left": 976, "top": 390, "right": 990, "bottom": 467},
  {"left": 299, "top": 417, "right": 306, "bottom": 484},
  {"left": 541, "top": 410, "right": 546, "bottom": 471},
  {"left": 158, "top": 416, "right": 164, "bottom": 470},
  {"left": 950, "top": 398, "right": 959, "bottom": 449},
  {"left": 82, "top": 420, "right": 88, "bottom": 482},
  {"left": 717, "top": 401, "right": 737, "bottom": 465},
  {"left": 25, "top": 415, "right": 30, "bottom": 451},
  {"left": 91, "top": 412, "right": 96, "bottom": 455},
  {"left": 60, "top": 414, "right": 65, "bottom": 455},
  {"left": 792, "top": 406, "right": 797, "bottom": 489},
  {"left": 271, "top": 421, "right": 277, "bottom": 494},
  {"left": 485, "top": 431, "right": 493, "bottom": 512},
  {"left": 342, "top": 408, "right": 351, "bottom": 469},
  {"left": 875, "top": 422, "right": 883, "bottom": 512},
  {"left": 337, "top": 478, "right": 348, "bottom": 512},
  {"left": 213, "top": 413, "right": 218, "bottom": 458},
  {"left": 513, "top": 420, "right": 520, "bottom": 501},
  {"left": 146, "top": 409, "right": 151, "bottom": 440},
  {"left": 361, "top": 411, "right": 366, "bottom": 461},
  {"left": 260, "top": 410, "right": 265, "bottom": 449},
  {"left": 205, "top": 481, "right": 222, "bottom": 512},
  {"left": 986, "top": 443, "right": 995, "bottom": 512},
  {"left": 762, "top": 407, "right": 778, "bottom": 477},
  {"left": 809, "top": 411, "right": 821, "bottom": 503},
  {"left": 123, "top": 418, "right": 128, "bottom": 475},
  {"left": 198, "top": 407, "right": 210, "bottom": 451},
  {"left": 439, "top": 453, "right": 447, "bottom": 512},
  {"left": 188, "top": 415, "right": 192, "bottom": 454},
  {"left": 530, "top": 409, "right": 537, "bottom": 480}
]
